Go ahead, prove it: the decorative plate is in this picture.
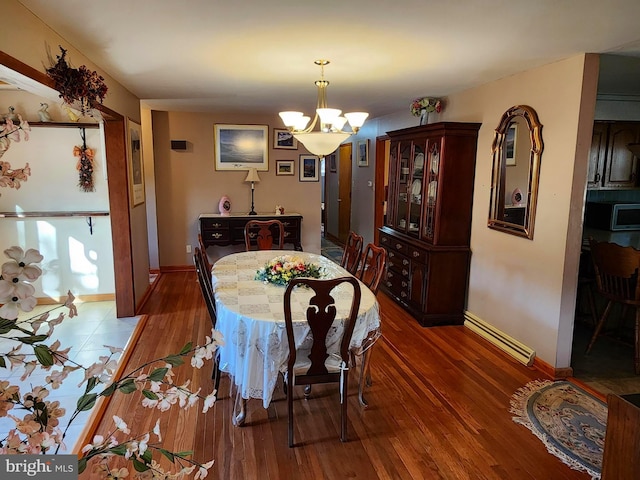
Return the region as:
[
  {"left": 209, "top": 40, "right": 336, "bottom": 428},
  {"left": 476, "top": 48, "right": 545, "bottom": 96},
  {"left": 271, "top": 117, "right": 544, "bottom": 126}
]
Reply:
[
  {"left": 414, "top": 153, "right": 424, "bottom": 171},
  {"left": 412, "top": 179, "right": 422, "bottom": 196}
]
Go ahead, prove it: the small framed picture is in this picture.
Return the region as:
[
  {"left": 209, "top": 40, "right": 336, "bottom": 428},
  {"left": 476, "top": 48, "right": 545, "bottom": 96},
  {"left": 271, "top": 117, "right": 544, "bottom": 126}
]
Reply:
[
  {"left": 299, "top": 154, "right": 319, "bottom": 182},
  {"left": 273, "top": 128, "right": 298, "bottom": 150},
  {"left": 357, "top": 139, "right": 369, "bottom": 167},
  {"left": 276, "top": 160, "right": 295, "bottom": 176},
  {"left": 327, "top": 153, "right": 337, "bottom": 173},
  {"left": 505, "top": 124, "right": 517, "bottom": 166},
  {"left": 127, "top": 118, "right": 145, "bottom": 207}
]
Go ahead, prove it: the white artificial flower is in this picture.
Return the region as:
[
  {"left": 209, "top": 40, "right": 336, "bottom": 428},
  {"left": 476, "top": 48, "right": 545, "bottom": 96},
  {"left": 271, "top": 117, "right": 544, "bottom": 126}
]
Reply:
[
  {"left": 113, "top": 415, "right": 131, "bottom": 434},
  {"left": 202, "top": 391, "right": 217, "bottom": 413},
  {"left": 152, "top": 419, "right": 162, "bottom": 441},
  {"left": 3, "top": 246, "right": 43, "bottom": 281}
]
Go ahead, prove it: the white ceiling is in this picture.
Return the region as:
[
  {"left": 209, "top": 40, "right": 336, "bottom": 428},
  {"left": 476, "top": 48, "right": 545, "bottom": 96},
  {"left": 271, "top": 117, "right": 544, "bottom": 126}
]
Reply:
[{"left": 16, "top": 0, "right": 640, "bottom": 118}]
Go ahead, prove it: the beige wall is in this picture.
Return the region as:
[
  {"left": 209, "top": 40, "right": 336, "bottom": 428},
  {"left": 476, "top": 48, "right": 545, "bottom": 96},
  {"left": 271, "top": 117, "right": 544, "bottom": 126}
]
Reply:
[
  {"left": 151, "top": 111, "right": 321, "bottom": 266},
  {"left": 369, "top": 55, "right": 598, "bottom": 369},
  {"left": 446, "top": 54, "right": 597, "bottom": 367},
  {"left": 3, "top": 0, "right": 150, "bottom": 308}
]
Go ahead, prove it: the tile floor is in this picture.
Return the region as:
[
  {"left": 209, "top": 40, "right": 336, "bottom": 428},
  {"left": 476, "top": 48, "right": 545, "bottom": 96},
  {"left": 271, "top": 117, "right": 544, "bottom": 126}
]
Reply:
[{"left": 0, "top": 300, "right": 140, "bottom": 453}]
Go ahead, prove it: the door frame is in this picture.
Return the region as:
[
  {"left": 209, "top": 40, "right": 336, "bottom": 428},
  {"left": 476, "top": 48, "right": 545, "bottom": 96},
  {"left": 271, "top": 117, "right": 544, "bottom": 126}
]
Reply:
[{"left": 0, "top": 51, "right": 136, "bottom": 317}]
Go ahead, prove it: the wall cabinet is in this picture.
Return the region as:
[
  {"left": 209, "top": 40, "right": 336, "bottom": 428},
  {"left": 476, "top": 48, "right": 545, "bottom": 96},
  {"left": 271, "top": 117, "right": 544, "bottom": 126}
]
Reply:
[
  {"left": 588, "top": 121, "right": 640, "bottom": 189},
  {"left": 380, "top": 122, "right": 480, "bottom": 326}
]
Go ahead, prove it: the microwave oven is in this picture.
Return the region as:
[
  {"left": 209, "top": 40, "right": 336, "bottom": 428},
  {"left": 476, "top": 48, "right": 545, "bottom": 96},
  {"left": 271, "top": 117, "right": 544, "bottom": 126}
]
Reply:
[{"left": 585, "top": 202, "right": 640, "bottom": 231}]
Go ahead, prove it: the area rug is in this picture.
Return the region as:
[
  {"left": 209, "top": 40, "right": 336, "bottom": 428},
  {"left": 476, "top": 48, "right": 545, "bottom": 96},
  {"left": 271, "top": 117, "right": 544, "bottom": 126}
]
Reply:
[{"left": 510, "top": 380, "right": 607, "bottom": 479}]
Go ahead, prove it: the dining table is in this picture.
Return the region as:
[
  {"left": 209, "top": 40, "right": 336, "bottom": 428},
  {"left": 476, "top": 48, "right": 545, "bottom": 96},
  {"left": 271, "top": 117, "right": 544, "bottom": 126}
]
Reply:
[{"left": 210, "top": 250, "right": 381, "bottom": 425}]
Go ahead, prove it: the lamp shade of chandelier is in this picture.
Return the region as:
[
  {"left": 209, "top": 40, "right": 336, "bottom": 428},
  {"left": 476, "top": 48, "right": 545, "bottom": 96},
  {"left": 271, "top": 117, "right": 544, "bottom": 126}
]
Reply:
[{"left": 279, "top": 60, "right": 368, "bottom": 157}]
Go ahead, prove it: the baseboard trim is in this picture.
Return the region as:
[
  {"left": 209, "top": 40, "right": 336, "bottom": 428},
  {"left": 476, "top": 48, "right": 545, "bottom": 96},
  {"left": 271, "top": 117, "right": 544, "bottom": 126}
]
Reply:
[
  {"left": 72, "top": 313, "right": 149, "bottom": 454},
  {"left": 36, "top": 293, "right": 115, "bottom": 305},
  {"left": 160, "top": 265, "right": 194, "bottom": 273},
  {"left": 464, "top": 311, "right": 536, "bottom": 366},
  {"left": 533, "top": 356, "right": 573, "bottom": 380}
]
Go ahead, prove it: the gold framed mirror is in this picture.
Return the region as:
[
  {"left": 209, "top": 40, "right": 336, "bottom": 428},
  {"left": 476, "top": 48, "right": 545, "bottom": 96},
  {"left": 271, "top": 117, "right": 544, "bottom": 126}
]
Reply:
[{"left": 488, "top": 105, "right": 543, "bottom": 239}]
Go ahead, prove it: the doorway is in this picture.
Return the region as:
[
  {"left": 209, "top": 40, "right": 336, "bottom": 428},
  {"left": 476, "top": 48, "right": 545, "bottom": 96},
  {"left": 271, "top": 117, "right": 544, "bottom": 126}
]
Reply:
[{"left": 324, "top": 143, "right": 352, "bottom": 246}]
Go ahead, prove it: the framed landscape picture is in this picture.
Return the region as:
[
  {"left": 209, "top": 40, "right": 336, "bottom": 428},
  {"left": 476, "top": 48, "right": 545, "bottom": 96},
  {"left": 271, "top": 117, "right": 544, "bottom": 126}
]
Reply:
[
  {"left": 357, "top": 139, "right": 369, "bottom": 167},
  {"left": 276, "top": 160, "right": 294, "bottom": 176},
  {"left": 127, "top": 118, "right": 145, "bottom": 207},
  {"left": 273, "top": 128, "right": 298, "bottom": 150},
  {"left": 299, "top": 154, "right": 319, "bottom": 182},
  {"left": 214, "top": 124, "right": 268, "bottom": 171}
]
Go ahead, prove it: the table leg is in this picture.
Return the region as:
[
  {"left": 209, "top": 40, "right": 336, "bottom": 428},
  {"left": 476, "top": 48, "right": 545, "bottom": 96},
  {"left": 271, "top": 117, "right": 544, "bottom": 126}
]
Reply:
[{"left": 233, "top": 389, "right": 246, "bottom": 426}]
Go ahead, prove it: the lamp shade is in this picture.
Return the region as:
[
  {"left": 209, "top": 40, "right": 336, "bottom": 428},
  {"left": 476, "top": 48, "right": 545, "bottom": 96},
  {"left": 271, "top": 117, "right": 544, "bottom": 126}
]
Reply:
[
  {"left": 293, "top": 132, "right": 351, "bottom": 157},
  {"left": 244, "top": 168, "right": 261, "bottom": 183}
]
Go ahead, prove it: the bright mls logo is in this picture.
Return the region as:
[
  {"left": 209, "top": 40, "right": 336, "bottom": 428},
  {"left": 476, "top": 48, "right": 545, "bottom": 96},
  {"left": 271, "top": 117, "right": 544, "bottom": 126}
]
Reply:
[{"left": 0, "top": 455, "right": 77, "bottom": 479}]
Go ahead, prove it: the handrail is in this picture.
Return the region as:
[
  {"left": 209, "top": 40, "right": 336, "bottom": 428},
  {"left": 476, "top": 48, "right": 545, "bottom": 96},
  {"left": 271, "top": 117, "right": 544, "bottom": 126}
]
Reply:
[{"left": 0, "top": 211, "right": 109, "bottom": 218}]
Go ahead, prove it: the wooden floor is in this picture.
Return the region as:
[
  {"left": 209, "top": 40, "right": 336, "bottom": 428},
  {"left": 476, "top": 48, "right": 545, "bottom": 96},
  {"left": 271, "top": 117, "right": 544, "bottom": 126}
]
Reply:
[{"left": 80, "top": 271, "right": 590, "bottom": 479}]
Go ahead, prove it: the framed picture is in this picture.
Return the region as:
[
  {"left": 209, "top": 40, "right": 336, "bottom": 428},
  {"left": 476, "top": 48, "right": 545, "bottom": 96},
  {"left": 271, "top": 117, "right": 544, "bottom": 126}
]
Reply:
[
  {"left": 328, "top": 153, "right": 337, "bottom": 173},
  {"left": 127, "top": 118, "right": 145, "bottom": 207},
  {"left": 273, "top": 128, "right": 298, "bottom": 150},
  {"left": 299, "top": 154, "right": 319, "bottom": 182},
  {"left": 505, "top": 124, "right": 517, "bottom": 166},
  {"left": 357, "top": 139, "right": 369, "bottom": 167},
  {"left": 214, "top": 124, "right": 268, "bottom": 171},
  {"left": 276, "top": 160, "right": 295, "bottom": 176}
]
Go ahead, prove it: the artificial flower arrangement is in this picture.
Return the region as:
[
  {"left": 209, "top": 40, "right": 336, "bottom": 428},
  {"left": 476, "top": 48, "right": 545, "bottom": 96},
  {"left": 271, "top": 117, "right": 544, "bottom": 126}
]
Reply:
[
  {"left": 410, "top": 97, "right": 443, "bottom": 117},
  {"left": 0, "top": 246, "right": 221, "bottom": 478},
  {"left": 0, "top": 117, "right": 31, "bottom": 194},
  {"left": 255, "top": 255, "right": 323, "bottom": 286},
  {"left": 46, "top": 46, "right": 108, "bottom": 116}
]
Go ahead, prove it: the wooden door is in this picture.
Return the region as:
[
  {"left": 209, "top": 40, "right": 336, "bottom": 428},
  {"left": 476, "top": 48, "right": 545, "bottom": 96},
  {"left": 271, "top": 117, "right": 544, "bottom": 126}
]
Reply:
[{"left": 338, "top": 142, "right": 352, "bottom": 244}]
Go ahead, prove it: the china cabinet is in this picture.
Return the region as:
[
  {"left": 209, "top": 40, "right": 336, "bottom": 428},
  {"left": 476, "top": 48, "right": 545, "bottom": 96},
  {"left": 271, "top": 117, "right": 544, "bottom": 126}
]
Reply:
[
  {"left": 588, "top": 121, "right": 640, "bottom": 189},
  {"left": 380, "top": 122, "right": 480, "bottom": 326}
]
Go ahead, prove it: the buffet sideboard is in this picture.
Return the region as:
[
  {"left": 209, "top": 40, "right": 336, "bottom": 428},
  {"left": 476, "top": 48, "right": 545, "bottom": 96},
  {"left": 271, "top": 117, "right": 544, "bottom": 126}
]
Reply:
[{"left": 198, "top": 213, "right": 303, "bottom": 251}]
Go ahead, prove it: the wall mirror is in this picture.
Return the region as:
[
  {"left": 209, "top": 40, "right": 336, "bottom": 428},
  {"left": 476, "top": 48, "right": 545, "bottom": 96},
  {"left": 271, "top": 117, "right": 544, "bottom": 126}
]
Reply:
[{"left": 488, "top": 105, "right": 543, "bottom": 239}]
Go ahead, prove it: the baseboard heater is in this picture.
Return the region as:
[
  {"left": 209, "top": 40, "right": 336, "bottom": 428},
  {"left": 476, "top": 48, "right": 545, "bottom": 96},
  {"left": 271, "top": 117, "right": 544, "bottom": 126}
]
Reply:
[{"left": 464, "top": 311, "right": 536, "bottom": 366}]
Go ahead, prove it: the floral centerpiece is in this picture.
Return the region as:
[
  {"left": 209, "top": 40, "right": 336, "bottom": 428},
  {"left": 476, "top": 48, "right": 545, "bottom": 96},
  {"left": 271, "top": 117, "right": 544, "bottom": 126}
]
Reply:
[
  {"left": 255, "top": 255, "right": 323, "bottom": 286},
  {"left": 410, "top": 97, "right": 442, "bottom": 117}
]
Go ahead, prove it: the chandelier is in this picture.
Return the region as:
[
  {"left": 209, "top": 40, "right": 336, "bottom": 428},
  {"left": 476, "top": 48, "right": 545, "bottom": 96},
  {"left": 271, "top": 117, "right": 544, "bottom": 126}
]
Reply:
[{"left": 279, "top": 60, "right": 368, "bottom": 157}]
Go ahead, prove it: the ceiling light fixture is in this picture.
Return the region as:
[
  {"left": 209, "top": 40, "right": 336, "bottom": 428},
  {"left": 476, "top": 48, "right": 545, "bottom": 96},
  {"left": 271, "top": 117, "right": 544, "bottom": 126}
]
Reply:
[{"left": 279, "top": 60, "right": 368, "bottom": 158}]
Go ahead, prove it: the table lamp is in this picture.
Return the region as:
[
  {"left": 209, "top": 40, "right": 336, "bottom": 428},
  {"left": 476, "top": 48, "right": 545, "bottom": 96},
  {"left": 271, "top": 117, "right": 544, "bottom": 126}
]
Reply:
[{"left": 244, "top": 168, "right": 261, "bottom": 215}]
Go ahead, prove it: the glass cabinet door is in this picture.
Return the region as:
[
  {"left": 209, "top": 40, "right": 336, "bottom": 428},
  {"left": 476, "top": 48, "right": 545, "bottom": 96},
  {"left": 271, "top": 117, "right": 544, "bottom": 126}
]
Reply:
[
  {"left": 385, "top": 141, "right": 398, "bottom": 227},
  {"left": 407, "top": 141, "right": 426, "bottom": 238},
  {"left": 396, "top": 140, "right": 412, "bottom": 232},
  {"left": 423, "top": 139, "right": 440, "bottom": 242}
]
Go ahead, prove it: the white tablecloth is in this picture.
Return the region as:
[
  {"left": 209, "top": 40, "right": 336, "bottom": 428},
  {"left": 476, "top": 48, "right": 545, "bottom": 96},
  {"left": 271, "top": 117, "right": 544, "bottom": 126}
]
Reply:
[{"left": 211, "top": 250, "right": 381, "bottom": 407}]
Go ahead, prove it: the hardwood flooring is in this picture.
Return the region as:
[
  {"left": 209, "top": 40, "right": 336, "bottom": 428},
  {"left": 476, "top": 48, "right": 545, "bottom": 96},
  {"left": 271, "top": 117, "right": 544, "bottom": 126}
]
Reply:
[{"left": 80, "top": 271, "right": 589, "bottom": 479}]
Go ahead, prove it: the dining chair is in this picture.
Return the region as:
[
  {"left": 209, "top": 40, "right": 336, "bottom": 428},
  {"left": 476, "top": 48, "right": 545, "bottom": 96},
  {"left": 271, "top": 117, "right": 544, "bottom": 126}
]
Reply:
[
  {"left": 283, "top": 276, "right": 361, "bottom": 447},
  {"left": 197, "top": 233, "right": 212, "bottom": 273},
  {"left": 586, "top": 238, "right": 640, "bottom": 374},
  {"left": 193, "top": 247, "right": 221, "bottom": 390},
  {"left": 352, "top": 242, "right": 387, "bottom": 406},
  {"left": 340, "top": 231, "right": 364, "bottom": 275},
  {"left": 244, "top": 219, "right": 285, "bottom": 251}
]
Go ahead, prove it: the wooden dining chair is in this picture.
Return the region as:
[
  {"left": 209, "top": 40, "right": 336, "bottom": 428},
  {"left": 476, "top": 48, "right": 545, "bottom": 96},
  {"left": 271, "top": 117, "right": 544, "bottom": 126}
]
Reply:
[
  {"left": 587, "top": 238, "right": 640, "bottom": 374},
  {"left": 283, "top": 276, "right": 361, "bottom": 447},
  {"left": 340, "top": 231, "right": 364, "bottom": 275},
  {"left": 351, "top": 242, "right": 387, "bottom": 406},
  {"left": 197, "top": 233, "right": 212, "bottom": 273},
  {"left": 244, "top": 219, "right": 285, "bottom": 251},
  {"left": 193, "top": 247, "right": 221, "bottom": 390}
]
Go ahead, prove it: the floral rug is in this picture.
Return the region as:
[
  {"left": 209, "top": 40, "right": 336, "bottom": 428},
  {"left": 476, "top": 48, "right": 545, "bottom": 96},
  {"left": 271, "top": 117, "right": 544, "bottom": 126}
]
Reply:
[{"left": 510, "top": 380, "right": 607, "bottom": 479}]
